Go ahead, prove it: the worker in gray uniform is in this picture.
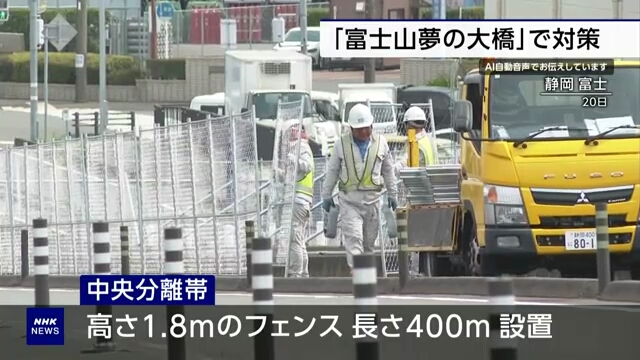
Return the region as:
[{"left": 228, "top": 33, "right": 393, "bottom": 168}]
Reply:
[
  {"left": 321, "top": 104, "right": 397, "bottom": 272},
  {"left": 287, "top": 124, "right": 314, "bottom": 277}
]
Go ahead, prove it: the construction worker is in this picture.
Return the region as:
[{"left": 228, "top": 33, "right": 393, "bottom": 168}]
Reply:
[
  {"left": 321, "top": 103, "right": 398, "bottom": 272},
  {"left": 287, "top": 124, "right": 314, "bottom": 278},
  {"left": 395, "top": 106, "right": 436, "bottom": 172},
  {"left": 394, "top": 106, "right": 436, "bottom": 276}
]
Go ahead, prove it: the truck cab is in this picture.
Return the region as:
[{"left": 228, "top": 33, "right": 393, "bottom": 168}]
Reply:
[
  {"left": 453, "top": 61, "right": 640, "bottom": 277},
  {"left": 190, "top": 92, "right": 226, "bottom": 116},
  {"left": 224, "top": 50, "right": 337, "bottom": 156}
]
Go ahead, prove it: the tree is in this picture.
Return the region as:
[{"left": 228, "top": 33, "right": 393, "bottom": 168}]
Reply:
[{"left": 179, "top": 0, "right": 189, "bottom": 10}]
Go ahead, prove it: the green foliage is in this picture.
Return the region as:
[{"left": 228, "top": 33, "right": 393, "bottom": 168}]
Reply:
[
  {"left": 427, "top": 76, "right": 451, "bottom": 87},
  {"left": 307, "top": 8, "right": 329, "bottom": 27},
  {"left": 0, "top": 8, "right": 110, "bottom": 53},
  {"left": 421, "top": 6, "right": 484, "bottom": 19},
  {"left": 146, "top": 58, "right": 186, "bottom": 80},
  {"left": 0, "top": 52, "right": 143, "bottom": 85}
]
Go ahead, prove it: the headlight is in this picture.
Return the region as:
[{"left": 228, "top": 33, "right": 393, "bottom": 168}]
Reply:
[{"left": 483, "top": 185, "right": 528, "bottom": 225}]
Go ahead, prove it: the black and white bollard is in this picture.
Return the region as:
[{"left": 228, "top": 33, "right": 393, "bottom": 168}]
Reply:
[
  {"left": 93, "top": 222, "right": 115, "bottom": 351},
  {"left": 252, "top": 237, "right": 275, "bottom": 360},
  {"left": 352, "top": 254, "right": 380, "bottom": 360},
  {"left": 33, "top": 218, "right": 50, "bottom": 307},
  {"left": 488, "top": 277, "right": 517, "bottom": 360},
  {"left": 595, "top": 203, "right": 611, "bottom": 293},
  {"left": 21, "top": 229, "right": 29, "bottom": 280},
  {"left": 120, "top": 226, "right": 130, "bottom": 275},
  {"left": 164, "top": 228, "right": 186, "bottom": 360},
  {"left": 396, "top": 209, "right": 409, "bottom": 289},
  {"left": 245, "top": 220, "right": 255, "bottom": 288}
]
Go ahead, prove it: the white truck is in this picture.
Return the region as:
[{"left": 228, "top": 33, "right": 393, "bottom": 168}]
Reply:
[
  {"left": 338, "top": 83, "right": 399, "bottom": 135},
  {"left": 224, "top": 50, "right": 337, "bottom": 154}
]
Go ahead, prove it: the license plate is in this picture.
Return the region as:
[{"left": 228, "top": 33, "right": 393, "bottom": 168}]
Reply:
[{"left": 564, "top": 230, "right": 597, "bottom": 250}]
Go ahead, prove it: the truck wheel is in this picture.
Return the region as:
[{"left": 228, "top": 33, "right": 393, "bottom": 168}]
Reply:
[{"left": 465, "top": 223, "right": 498, "bottom": 277}]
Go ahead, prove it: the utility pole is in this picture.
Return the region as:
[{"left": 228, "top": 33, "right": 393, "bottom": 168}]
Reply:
[
  {"left": 99, "top": 0, "right": 108, "bottom": 132},
  {"left": 363, "top": 0, "right": 376, "bottom": 83},
  {"left": 552, "top": 0, "right": 562, "bottom": 18},
  {"left": 75, "top": 0, "right": 87, "bottom": 103},
  {"left": 29, "top": 0, "right": 38, "bottom": 142},
  {"left": 612, "top": 0, "right": 621, "bottom": 19},
  {"left": 299, "top": 0, "right": 307, "bottom": 54},
  {"left": 150, "top": 0, "right": 157, "bottom": 59}
]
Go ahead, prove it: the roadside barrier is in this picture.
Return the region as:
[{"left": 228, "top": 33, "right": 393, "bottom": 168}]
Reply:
[
  {"left": 252, "top": 236, "right": 275, "bottom": 360},
  {"left": 120, "top": 226, "right": 130, "bottom": 275},
  {"left": 595, "top": 202, "right": 611, "bottom": 293},
  {"left": 33, "top": 218, "right": 49, "bottom": 307},
  {"left": 164, "top": 227, "right": 187, "bottom": 360},
  {"left": 488, "top": 277, "right": 517, "bottom": 360},
  {"left": 352, "top": 253, "right": 380, "bottom": 360},
  {"left": 92, "top": 222, "right": 116, "bottom": 352}
]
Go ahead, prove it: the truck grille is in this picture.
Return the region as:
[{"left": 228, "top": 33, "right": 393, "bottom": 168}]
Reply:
[
  {"left": 261, "top": 62, "right": 290, "bottom": 75},
  {"left": 538, "top": 214, "right": 628, "bottom": 229},
  {"left": 536, "top": 233, "right": 632, "bottom": 247}
]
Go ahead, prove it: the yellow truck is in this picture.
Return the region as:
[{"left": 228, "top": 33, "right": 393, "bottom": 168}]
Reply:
[{"left": 451, "top": 60, "right": 640, "bottom": 277}]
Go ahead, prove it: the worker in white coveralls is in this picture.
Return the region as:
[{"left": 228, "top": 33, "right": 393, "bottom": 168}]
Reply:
[
  {"left": 287, "top": 124, "right": 314, "bottom": 277},
  {"left": 395, "top": 106, "right": 436, "bottom": 275},
  {"left": 321, "top": 103, "right": 398, "bottom": 272}
]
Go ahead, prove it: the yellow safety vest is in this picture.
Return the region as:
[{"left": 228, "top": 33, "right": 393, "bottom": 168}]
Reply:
[
  {"left": 339, "top": 134, "right": 383, "bottom": 192},
  {"left": 295, "top": 167, "right": 314, "bottom": 196},
  {"left": 417, "top": 136, "right": 435, "bottom": 165}
]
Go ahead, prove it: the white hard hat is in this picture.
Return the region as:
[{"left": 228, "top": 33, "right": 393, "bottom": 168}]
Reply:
[
  {"left": 403, "top": 106, "right": 427, "bottom": 122},
  {"left": 347, "top": 104, "right": 374, "bottom": 129}
]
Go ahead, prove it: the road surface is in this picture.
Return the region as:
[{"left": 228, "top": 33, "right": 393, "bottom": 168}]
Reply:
[
  {"left": 0, "top": 287, "right": 637, "bottom": 306},
  {"left": 2, "top": 287, "right": 640, "bottom": 360}
]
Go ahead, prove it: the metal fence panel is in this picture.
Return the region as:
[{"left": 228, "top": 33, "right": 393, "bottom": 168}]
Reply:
[
  {"left": 269, "top": 100, "right": 304, "bottom": 268},
  {"left": 0, "top": 112, "right": 259, "bottom": 277}
]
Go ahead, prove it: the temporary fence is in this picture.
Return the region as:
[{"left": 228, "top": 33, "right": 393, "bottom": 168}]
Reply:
[
  {"left": 267, "top": 99, "right": 305, "bottom": 274},
  {"left": 0, "top": 111, "right": 261, "bottom": 276},
  {"left": 368, "top": 100, "right": 460, "bottom": 276}
]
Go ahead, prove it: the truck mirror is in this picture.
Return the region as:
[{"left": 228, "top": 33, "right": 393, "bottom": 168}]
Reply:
[
  {"left": 241, "top": 107, "right": 249, "bottom": 113},
  {"left": 453, "top": 100, "right": 473, "bottom": 133}
]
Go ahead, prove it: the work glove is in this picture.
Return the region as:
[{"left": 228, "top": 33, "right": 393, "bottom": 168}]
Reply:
[
  {"left": 387, "top": 197, "right": 398, "bottom": 211},
  {"left": 322, "top": 198, "right": 335, "bottom": 212}
]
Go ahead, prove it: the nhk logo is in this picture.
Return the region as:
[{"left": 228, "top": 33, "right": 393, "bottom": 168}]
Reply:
[
  {"left": 26, "top": 308, "right": 65, "bottom": 345},
  {"left": 32, "top": 318, "right": 60, "bottom": 334}
]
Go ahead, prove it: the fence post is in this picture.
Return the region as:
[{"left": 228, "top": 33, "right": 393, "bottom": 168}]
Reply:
[
  {"left": 352, "top": 254, "right": 379, "bottom": 360},
  {"left": 33, "top": 219, "right": 49, "bottom": 307},
  {"left": 165, "top": 228, "right": 186, "bottom": 360},
  {"left": 129, "top": 111, "right": 136, "bottom": 132},
  {"left": 488, "top": 277, "right": 517, "bottom": 360},
  {"left": 252, "top": 236, "right": 274, "bottom": 360},
  {"left": 74, "top": 112, "right": 80, "bottom": 138},
  {"left": 120, "top": 226, "right": 130, "bottom": 275},
  {"left": 245, "top": 220, "right": 255, "bottom": 288},
  {"left": 93, "top": 112, "right": 100, "bottom": 135},
  {"left": 93, "top": 222, "right": 116, "bottom": 351},
  {"left": 21, "top": 229, "right": 29, "bottom": 280},
  {"left": 396, "top": 208, "right": 409, "bottom": 289},
  {"left": 595, "top": 202, "right": 611, "bottom": 293}
]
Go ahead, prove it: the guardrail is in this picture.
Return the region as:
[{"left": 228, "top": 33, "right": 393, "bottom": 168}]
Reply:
[{"left": 70, "top": 111, "right": 136, "bottom": 138}]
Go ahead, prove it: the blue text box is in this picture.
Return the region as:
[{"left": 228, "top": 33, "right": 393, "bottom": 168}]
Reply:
[
  {"left": 80, "top": 275, "right": 216, "bottom": 305},
  {"left": 26, "top": 307, "right": 65, "bottom": 346}
]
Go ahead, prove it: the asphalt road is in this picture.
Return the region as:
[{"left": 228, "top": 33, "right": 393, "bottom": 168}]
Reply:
[
  {"left": 0, "top": 287, "right": 636, "bottom": 306},
  {"left": 2, "top": 287, "right": 640, "bottom": 360}
]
